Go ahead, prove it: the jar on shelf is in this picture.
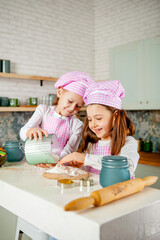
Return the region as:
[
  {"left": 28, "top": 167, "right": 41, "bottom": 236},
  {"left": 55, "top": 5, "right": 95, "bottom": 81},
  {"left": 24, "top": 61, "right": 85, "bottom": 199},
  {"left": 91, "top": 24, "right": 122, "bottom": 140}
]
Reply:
[{"left": 100, "top": 156, "right": 130, "bottom": 188}]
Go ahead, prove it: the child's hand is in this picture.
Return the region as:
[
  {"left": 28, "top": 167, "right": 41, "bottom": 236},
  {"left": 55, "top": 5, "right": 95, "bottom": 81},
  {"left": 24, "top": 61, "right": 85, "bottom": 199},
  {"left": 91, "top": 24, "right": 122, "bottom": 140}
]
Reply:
[
  {"left": 59, "top": 152, "right": 85, "bottom": 166},
  {"left": 26, "top": 127, "right": 48, "bottom": 141},
  {"left": 35, "top": 163, "right": 56, "bottom": 168}
]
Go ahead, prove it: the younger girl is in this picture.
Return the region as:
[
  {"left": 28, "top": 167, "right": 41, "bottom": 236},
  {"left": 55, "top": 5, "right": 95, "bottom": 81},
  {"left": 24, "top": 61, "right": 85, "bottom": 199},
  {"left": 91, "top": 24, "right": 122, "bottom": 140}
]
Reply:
[
  {"left": 59, "top": 80, "right": 139, "bottom": 178},
  {"left": 20, "top": 71, "right": 94, "bottom": 162}
]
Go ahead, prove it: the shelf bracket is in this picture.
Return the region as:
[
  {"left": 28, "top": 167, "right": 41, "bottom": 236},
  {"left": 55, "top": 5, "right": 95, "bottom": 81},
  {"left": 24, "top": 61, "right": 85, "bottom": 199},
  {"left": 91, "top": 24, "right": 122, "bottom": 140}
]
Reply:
[{"left": 40, "top": 80, "right": 43, "bottom": 86}]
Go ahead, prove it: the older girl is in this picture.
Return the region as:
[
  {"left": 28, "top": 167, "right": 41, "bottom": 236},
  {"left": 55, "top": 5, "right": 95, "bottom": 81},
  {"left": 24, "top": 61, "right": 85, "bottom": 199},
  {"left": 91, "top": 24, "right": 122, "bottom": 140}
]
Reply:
[{"left": 20, "top": 71, "right": 94, "bottom": 162}]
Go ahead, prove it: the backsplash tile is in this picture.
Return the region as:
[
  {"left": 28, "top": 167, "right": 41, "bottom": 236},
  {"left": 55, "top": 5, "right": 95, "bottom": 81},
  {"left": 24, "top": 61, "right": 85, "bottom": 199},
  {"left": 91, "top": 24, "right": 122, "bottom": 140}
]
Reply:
[
  {"left": 0, "top": 110, "right": 159, "bottom": 152},
  {"left": 127, "top": 110, "right": 160, "bottom": 152}
]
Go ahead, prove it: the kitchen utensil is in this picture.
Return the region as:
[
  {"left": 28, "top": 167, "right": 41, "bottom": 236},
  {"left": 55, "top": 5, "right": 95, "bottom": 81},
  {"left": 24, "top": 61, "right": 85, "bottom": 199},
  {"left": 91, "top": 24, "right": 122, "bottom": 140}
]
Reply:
[
  {"left": 57, "top": 179, "right": 75, "bottom": 189},
  {"left": 2, "top": 59, "right": 10, "bottom": 73},
  {"left": 79, "top": 178, "right": 94, "bottom": 187},
  {"left": 24, "top": 134, "right": 60, "bottom": 165},
  {"left": 100, "top": 156, "right": 130, "bottom": 187},
  {"left": 3, "top": 140, "right": 23, "bottom": 162},
  {"left": 64, "top": 176, "right": 158, "bottom": 211}
]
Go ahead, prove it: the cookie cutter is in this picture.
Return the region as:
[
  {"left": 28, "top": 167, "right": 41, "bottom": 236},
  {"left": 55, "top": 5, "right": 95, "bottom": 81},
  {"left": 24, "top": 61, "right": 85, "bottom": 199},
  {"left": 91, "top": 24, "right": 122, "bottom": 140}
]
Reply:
[
  {"left": 79, "top": 178, "right": 94, "bottom": 187},
  {"left": 57, "top": 179, "right": 75, "bottom": 189}
]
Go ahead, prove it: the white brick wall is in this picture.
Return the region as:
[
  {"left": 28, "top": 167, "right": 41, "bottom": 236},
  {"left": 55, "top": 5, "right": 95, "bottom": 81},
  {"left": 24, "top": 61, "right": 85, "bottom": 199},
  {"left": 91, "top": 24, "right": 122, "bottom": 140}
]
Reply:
[
  {"left": 1, "top": 0, "right": 160, "bottom": 100},
  {"left": 95, "top": 0, "right": 160, "bottom": 80},
  {"left": 0, "top": 0, "right": 94, "bottom": 100}
]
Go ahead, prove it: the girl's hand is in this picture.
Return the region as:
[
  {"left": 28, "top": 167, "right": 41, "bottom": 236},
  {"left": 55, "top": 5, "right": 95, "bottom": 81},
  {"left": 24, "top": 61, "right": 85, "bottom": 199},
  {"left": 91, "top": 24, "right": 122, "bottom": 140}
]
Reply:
[
  {"left": 26, "top": 127, "right": 48, "bottom": 141},
  {"left": 35, "top": 163, "right": 56, "bottom": 168},
  {"left": 59, "top": 152, "right": 86, "bottom": 167}
]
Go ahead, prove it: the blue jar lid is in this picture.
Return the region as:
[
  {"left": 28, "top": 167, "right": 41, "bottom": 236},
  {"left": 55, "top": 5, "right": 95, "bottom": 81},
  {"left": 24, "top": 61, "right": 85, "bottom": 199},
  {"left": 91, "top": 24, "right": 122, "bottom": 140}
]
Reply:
[
  {"left": 4, "top": 140, "right": 22, "bottom": 147},
  {"left": 101, "top": 156, "right": 129, "bottom": 168}
]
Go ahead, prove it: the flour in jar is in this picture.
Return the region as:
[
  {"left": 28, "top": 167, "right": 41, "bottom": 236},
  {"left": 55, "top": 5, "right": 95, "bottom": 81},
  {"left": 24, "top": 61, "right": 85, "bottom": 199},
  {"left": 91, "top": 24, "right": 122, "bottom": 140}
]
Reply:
[{"left": 46, "top": 163, "right": 87, "bottom": 177}]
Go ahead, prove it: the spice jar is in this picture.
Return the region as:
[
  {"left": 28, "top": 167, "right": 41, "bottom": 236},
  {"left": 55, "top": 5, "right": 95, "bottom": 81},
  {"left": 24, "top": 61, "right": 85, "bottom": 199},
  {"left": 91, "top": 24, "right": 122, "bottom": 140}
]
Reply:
[
  {"left": 144, "top": 139, "right": 153, "bottom": 152},
  {"left": 100, "top": 156, "right": 130, "bottom": 188},
  {"left": 3, "top": 140, "right": 23, "bottom": 162}
]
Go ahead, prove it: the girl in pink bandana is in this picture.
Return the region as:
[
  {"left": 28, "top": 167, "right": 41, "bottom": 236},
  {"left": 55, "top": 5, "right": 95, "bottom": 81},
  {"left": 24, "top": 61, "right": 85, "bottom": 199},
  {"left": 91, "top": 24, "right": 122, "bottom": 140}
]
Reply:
[
  {"left": 20, "top": 71, "right": 94, "bottom": 164},
  {"left": 59, "top": 80, "right": 139, "bottom": 179}
]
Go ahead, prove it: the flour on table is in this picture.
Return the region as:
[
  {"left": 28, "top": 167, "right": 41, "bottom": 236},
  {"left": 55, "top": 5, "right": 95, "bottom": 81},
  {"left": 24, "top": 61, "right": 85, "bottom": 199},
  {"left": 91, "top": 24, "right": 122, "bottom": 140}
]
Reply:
[{"left": 46, "top": 163, "right": 87, "bottom": 177}]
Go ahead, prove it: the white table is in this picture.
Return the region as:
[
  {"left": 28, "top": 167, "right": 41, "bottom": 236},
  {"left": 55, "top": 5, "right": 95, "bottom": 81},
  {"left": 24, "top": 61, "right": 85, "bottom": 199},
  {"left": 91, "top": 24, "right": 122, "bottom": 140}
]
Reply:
[{"left": 0, "top": 160, "right": 160, "bottom": 240}]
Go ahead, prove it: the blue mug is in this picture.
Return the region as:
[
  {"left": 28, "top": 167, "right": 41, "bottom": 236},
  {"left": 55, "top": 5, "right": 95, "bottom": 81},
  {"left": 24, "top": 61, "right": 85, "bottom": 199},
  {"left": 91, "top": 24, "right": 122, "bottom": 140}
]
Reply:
[{"left": 100, "top": 156, "right": 130, "bottom": 187}]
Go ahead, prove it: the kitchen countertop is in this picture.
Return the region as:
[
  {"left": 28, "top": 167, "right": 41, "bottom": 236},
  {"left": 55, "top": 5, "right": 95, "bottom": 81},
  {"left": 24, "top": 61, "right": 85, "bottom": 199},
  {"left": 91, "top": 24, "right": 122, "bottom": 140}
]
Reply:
[
  {"left": 139, "top": 152, "right": 160, "bottom": 167},
  {"left": 0, "top": 160, "right": 160, "bottom": 240}
]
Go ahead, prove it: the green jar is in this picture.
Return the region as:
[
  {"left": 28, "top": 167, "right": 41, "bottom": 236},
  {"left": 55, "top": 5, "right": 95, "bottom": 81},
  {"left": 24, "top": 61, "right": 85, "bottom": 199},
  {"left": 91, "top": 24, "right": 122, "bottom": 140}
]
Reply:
[
  {"left": 9, "top": 98, "right": 19, "bottom": 107},
  {"left": 0, "top": 59, "right": 2, "bottom": 72},
  {"left": 29, "top": 97, "right": 37, "bottom": 106},
  {"left": 4, "top": 140, "right": 23, "bottom": 162},
  {"left": 2, "top": 60, "right": 10, "bottom": 73},
  {"left": 144, "top": 140, "right": 153, "bottom": 152}
]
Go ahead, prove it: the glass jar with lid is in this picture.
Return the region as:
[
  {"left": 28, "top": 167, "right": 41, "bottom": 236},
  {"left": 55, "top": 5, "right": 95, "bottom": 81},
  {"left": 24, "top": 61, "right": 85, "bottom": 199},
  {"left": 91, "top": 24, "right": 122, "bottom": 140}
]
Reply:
[
  {"left": 3, "top": 140, "right": 23, "bottom": 162},
  {"left": 100, "top": 156, "right": 130, "bottom": 187}
]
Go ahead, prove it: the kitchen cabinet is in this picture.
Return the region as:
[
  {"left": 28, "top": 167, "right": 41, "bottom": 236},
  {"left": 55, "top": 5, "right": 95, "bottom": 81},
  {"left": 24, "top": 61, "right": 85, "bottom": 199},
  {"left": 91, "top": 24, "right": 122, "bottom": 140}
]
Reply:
[{"left": 110, "top": 36, "right": 160, "bottom": 110}]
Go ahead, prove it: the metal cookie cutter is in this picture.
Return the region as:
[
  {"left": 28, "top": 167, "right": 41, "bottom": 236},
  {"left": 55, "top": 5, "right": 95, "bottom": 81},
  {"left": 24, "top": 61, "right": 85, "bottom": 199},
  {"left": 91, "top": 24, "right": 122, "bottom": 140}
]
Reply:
[
  {"left": 79, "top": 178, "right": 94, "bottom": 187},
  {"left": 57, "top": 179, "right": 75, "bottom": 189}
]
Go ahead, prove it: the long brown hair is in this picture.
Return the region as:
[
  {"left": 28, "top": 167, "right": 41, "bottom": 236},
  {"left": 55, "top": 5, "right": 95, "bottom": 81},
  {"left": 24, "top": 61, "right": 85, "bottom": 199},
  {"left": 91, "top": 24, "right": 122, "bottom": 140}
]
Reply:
[{"left": 80, "top": 105, "right": 135, "bottom": 155}]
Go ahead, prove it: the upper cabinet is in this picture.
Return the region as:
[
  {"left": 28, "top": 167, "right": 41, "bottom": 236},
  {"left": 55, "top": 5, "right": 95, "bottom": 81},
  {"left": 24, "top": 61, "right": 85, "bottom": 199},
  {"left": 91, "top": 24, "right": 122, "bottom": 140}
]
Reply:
[{"left": 110, "top": 37, "right": 160, "bottom": 110}]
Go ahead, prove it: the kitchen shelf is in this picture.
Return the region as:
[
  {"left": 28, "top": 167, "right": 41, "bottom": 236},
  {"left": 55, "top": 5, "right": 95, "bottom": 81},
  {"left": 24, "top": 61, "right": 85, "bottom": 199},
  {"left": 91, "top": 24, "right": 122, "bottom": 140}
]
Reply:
[
  {"left": 0, "top": 106, "right": 36, "bottom": 112},
  {"left": 0, "top": 72, "right": 58, "bottom": 82},
  {"left": 0, "top": 106, "right": 86, "bottom": 112}
]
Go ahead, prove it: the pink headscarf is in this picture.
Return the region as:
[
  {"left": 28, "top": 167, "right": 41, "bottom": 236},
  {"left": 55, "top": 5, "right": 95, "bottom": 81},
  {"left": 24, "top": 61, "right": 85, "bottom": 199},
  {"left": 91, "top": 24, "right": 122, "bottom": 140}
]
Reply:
[
  {"left": 83, "top": 80, "right": 125, "bottom": 109},
  {"left": 55, "top": 71, "right": 94, "bottom": 97}
]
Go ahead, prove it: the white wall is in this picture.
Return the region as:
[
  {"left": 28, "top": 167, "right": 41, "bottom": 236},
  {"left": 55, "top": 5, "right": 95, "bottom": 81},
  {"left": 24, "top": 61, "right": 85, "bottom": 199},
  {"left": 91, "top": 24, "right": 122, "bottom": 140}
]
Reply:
[
  {"left": 95, "top": 0, "right": 160, "bottom": 80},
  {"left": 0, "top": 0, "right": 94, "bottom": 100},
  {"left": 1, "top": 0, "right": 160, "bottom": 98}
]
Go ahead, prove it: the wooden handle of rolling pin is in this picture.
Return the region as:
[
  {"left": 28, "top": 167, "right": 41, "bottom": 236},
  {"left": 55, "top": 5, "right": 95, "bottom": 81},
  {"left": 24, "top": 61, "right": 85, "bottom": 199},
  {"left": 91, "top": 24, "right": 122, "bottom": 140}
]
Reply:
[{"left": 64, "top": 176, "right": 158, "bottom": 211}]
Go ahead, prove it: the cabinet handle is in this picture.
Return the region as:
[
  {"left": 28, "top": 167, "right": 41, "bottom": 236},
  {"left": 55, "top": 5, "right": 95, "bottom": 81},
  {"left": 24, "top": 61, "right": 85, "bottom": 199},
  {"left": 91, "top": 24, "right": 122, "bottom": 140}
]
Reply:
[
  {"left": 146, "top": 100, "right": 149, "bottom": 104},
  {"left": 139, "top": 101, "right": 142, "bottom": 104}
]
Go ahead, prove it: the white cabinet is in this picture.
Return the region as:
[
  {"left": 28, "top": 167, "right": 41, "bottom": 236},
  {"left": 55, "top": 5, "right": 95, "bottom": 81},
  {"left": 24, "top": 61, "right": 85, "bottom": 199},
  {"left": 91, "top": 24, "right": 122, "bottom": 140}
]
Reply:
[{"left": 110, "top": 37, "right": 160, "bottom": 110}]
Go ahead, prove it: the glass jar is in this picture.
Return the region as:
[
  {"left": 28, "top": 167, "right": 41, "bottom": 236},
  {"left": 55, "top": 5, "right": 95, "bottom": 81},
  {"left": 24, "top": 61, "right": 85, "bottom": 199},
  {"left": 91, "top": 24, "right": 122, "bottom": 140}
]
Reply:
[
  {"left": 100, "top": 156, "right": 130, "bottom": 188},
  {"left": 24, "top": 134, "right": 60, "bottom": 165},
  {"left": 4, "top": 140, "right": 23, "bottom": 162},
  {"left": 144, "top": 140, "right": 153, "bottom": 152}
]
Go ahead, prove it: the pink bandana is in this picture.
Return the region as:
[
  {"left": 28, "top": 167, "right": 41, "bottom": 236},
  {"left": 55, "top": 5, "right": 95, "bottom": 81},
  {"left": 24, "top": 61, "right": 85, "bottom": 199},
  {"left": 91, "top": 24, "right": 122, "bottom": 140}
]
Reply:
[
  {"left": 55, "top": 71, "right": 94, "bottom": 97},
  {"left": 83, "top": 80, "right": 125, "bottom": 109}
]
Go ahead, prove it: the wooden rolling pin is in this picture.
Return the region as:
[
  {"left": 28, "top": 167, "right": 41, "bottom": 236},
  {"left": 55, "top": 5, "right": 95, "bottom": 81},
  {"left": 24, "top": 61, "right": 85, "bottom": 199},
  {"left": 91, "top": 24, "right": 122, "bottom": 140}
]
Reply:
[{"left": 64, "top": 176, "right": 158, "bottom": 211}]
